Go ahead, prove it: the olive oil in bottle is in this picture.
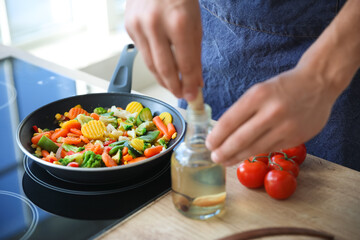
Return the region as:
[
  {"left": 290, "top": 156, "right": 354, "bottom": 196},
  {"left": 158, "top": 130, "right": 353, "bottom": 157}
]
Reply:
[{"left": 171, "top": 104, "right": 226, "bottom": 220}]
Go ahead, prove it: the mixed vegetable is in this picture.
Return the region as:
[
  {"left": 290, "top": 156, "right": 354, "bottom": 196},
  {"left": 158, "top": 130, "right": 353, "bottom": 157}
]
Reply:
[{"left": 31, "top": 101, "right": 177, "bottom": 168}]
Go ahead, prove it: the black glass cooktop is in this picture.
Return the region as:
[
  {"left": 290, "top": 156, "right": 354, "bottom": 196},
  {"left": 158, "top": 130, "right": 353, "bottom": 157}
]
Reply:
[{"left": 0, "top": 57, "right": 171, "bottom": 240}]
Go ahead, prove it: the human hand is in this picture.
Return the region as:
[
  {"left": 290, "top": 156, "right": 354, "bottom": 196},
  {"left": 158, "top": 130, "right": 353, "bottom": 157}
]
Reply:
[
  {"left": 205, "top": 66, "right": 338, "bottom": 166},
  {"left": 125, "top": 0, "right": 203, "bottom": 101}
]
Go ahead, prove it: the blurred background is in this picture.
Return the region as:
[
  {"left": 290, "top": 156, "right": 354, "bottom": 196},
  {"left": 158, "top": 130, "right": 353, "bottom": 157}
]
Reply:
[{"left": 0, "top": 0, "right": 177, "bottom": 105}]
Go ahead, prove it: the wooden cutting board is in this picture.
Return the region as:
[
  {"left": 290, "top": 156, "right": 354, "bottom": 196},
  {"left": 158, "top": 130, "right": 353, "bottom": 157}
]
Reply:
[{"left": 97, "top": 154, "right": 360, "bottom": 240}]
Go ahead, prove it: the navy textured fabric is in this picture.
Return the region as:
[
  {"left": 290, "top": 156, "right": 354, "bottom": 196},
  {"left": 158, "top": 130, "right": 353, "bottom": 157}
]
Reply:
[{"left": 179, "top": 0, "right": 360, "bottom": 171}]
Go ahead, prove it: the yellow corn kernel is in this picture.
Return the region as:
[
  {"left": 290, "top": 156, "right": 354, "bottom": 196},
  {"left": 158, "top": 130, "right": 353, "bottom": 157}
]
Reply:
[
  {"left": 125, "top": 101, "right": 143, "bottom": 114},
  {"left": 159, "top": 112, "right": 172, "bottom": 126},
  {"left": 64, "top": 112, "right": 69, "bottom": 117},
  {"left": 171, "top": 132, "right": 177, "bottom": 139},
  {"left": 35, "top": 147, "right": 42, "bottom": 157},
  {"left": 81, "top": 120, "right": 106, "bottom": 140},
  {"left": 53, "top": 161, "right": 62, "bottom": 165},
  {"left": 55, "top": 113, "right": 62, "bottom": 120}
]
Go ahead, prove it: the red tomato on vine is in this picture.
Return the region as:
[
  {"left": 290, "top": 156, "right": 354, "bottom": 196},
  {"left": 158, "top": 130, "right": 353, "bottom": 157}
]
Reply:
[
  {"left": 269, "top": 154, "right": 299, "bottom": 177},
  {"left": 280, "top": 143, "right": 307, "bottom": 165},
  {"left": 264, "top": 170, "right": 297, "bottom": 200},
  {"left": 237, "top": 159, "right": 268, "bottom": 189},
  {"left": 249, "top": 153, "right": 271, "bottom": 165}
]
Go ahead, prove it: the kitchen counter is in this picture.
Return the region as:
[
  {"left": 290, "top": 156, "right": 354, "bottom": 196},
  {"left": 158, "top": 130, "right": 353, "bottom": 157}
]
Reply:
[
  {"left": 96, "top": 154, "right": 360, "bottom": 240},
  {"left": 2, "top": 44, "right": 359, "bottom": 240}
]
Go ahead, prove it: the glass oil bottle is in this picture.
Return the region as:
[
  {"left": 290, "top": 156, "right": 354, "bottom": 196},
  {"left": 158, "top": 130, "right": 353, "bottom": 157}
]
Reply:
[{"left": 171, "top": 104, "right": 226, "bottom": 220}]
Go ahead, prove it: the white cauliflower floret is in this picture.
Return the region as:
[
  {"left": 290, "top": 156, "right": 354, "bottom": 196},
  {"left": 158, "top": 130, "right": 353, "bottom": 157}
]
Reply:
[
  {"left": 110, "top": 106, "right": 137, "bottom": 119},
  {"left": 105, "top": 124, "right": 123, "bottom": 139},
  {"left": 127, "top": 129, "right": 136, "bottom": 139},
  {"left": 110, "top": 130, "right": 124, "bottom": 139},
  {"left": 99, "top": 115, "right": 117, "bottom": 126},
  {"left": 118, "top": 136, "right": 129, "bottom": 141},
  {"left": 76, "top": 114, "right": 93, "bottom": 125},
  {"left": 106, "top": 124, "right": 116, "bottom": 132}
]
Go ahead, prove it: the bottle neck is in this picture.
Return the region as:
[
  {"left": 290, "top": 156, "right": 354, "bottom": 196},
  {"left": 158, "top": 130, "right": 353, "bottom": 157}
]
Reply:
[{"left": 185, "top": 104, "right": 212, "bottom": 149}]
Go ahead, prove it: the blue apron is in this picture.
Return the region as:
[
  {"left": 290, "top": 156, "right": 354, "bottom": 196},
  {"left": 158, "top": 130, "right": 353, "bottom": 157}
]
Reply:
[{"left": 179, "top": 0, "right": 360, "bottom": 171}]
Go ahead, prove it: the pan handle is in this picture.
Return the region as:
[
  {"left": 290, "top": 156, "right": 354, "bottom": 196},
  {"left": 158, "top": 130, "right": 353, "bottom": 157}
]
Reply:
[{"left": 108, "top": 44, "right": 138, "bottom": 93}]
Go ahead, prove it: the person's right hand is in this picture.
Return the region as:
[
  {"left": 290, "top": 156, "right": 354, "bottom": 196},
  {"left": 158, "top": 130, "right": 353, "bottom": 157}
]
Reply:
[{"left": 125, "top": 0, "right": 203, "bottom": 101}]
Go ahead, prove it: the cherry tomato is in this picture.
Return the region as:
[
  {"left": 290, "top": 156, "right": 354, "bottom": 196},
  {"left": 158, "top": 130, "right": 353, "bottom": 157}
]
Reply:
[
  {"left": 280, "top": 143, "right": 307, "bottom": 165},
  {"left": 237, "top": 159, "right": 268, "bottom": 188},
  {"left": 67, "top": 162, "right": 79, "bottom": 167},
  {"left": 249, "top": 153, "right": 272, "bottom": 165},
  {"left": 104, "top": 139, "right": 116, "bottom": 146},
  {"left": 264, "top": 170, "right": 297, "bottom": 200},
  {"left": 269, "top": 154, "right": 299, "bottom": 177}
]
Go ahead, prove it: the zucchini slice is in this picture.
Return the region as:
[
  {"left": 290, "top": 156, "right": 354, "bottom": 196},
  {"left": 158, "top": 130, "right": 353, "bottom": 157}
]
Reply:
[
  {"left": 125, "top": 141, "right": 142, "bottom": 158},
  {"left": 136, "top": 107, "right": 153, "bottom": 126}
]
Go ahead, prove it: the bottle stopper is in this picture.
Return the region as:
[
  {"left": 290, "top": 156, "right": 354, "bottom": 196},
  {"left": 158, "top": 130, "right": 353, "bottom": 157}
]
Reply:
[{"left": 188, "top": 88, "right": 204, "bottom": 111}]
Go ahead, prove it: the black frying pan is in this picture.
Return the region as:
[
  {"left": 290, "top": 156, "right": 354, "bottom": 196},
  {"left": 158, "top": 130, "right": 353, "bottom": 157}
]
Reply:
[{"left": 16, "top": 44, "right": 186, "bottom": 184}]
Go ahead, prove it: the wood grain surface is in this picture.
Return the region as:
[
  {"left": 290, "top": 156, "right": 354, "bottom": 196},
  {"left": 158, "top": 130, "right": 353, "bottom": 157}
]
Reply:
[{"left": 97, "top": 155, "right": 360, "bottom": 240}]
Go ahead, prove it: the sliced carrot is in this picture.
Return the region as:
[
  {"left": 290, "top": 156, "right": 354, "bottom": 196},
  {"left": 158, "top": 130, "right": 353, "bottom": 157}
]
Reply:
[
  {"left": 80, "top": 135, "right": 89, "bottom": 143},
  {"left": 61, "top": 149, "right": 67, "bottom": 158},
  {"left": 67, "top": 107, "right": 89, "bottom": 120},
  {"left": 122, "top": 146, "right": 128, "bottom": 156},
  {"left": 123, "top": 154, "right": 133, "bottom": 162},
  {"left": 41, "top": 149, "right": 50, "bottom": 157},
  {"left": 43, "top": 155, "right": 57, "bottom": 163},
  {"left": 84, "top": 142, "right": 94, "bottom": 151},
  {"left": 51, "top": 128, "right": 69, "bottom": 142},
  {"left": 157, "top": 131, "right": 164, "bottom": 140},
  {"left": 153, "top": 116, "right": 170, "bottom": 139},
  {"left": 102, "top": 151, "right": 117, "bottom": 167},
  {"left": 83, "top": 142, "right": 103, "bottom": 154},
  {"left": 67, "top": 133, "right": 80, "bottom": 138},
  {"left": 93, "top": 143, "right": 103, "bottom": 155},
  {"left": 62, "top": 137, "right": 82, "bottom": 145},
  {"left": 167, "top": 123, "right": 176, "bottom": 137},
  {"left": 69, "top": 128, "right": 83, "bottom": 136},
  {"left": 62, "top": 119, "right": 81, "bottom": 130},
  {"left": 90, "top": 112, "right": 100, "bottom": 120},
  {"left": 128, "top": 156, "right": 147, "bottom": 164},
  {"left": 144, "top": 146, "right": 163, "bottom": 158},
  {"left": 32, "top": 132, "right": 52, "bottom": 145}
]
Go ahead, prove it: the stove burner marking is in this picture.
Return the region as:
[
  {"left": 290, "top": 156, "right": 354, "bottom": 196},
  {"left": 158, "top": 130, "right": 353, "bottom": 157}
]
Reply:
[{"left": 0, "top": 190, "right": 39, "bottom": 240}]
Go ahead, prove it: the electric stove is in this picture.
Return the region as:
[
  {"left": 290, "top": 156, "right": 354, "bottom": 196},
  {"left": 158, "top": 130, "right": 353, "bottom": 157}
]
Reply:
[{"left": 0, "top": 57, "right": 171, "bottom": 240}]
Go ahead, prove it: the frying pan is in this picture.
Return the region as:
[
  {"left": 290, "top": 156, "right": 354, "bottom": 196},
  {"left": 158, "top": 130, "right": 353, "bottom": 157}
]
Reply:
[{"left": 16, "top": 44, "right": 186, "bottom": 184}]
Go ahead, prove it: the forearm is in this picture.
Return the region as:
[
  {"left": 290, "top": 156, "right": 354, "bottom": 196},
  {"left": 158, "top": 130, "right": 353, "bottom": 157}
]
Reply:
[{"left": 298, "top": 0, "right": 360, "bottom": 100}]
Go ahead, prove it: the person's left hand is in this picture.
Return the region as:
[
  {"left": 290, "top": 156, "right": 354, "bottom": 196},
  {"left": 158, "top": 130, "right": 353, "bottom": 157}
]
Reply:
[{"left": 205, "top": 65, "right": 337, "bottom": 166}]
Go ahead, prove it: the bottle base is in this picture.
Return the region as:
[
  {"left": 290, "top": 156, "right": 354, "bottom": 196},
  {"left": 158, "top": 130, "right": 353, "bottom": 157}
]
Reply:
[{"left": 176, "top": 204, "right": 225, "bottom": 220}]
